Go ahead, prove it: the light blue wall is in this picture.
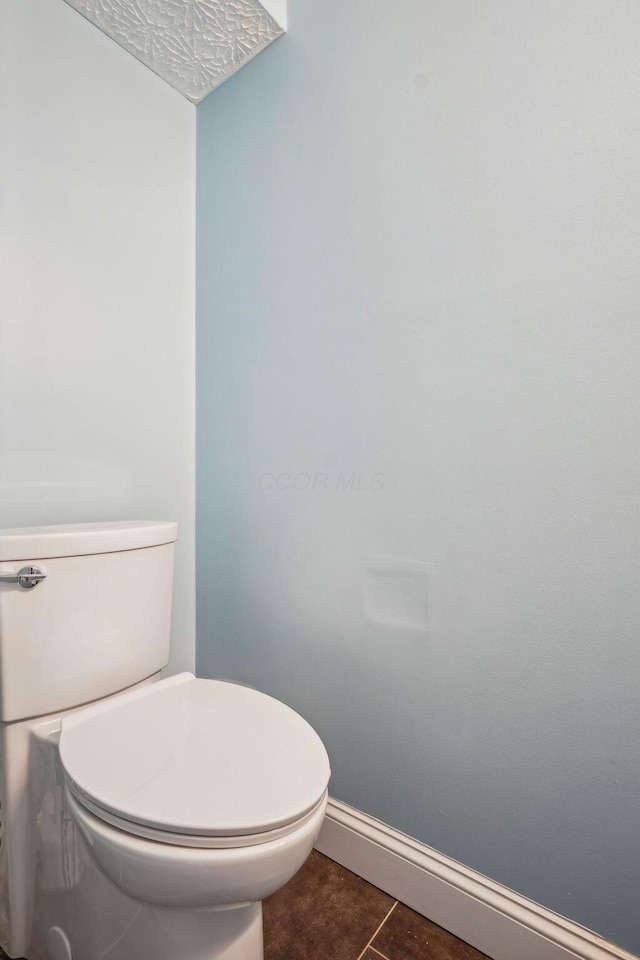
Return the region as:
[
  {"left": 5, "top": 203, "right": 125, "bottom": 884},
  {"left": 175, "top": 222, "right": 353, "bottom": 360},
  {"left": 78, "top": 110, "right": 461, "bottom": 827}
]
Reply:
[{"left": 197, "top": 1, "right": 640, "bottom": 951}]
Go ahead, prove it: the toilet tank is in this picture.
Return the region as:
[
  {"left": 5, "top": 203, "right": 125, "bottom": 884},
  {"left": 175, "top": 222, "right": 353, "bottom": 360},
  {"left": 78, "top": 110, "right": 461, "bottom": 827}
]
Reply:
[{"left": 0, "top": 521, "right": 177, "bottom": 722}]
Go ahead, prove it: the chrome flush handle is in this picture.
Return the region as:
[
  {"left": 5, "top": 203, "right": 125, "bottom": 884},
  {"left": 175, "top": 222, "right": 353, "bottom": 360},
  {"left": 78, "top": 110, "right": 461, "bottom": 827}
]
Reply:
[{"left": 0, "top": 566, "right": 46, "bottom": 589}]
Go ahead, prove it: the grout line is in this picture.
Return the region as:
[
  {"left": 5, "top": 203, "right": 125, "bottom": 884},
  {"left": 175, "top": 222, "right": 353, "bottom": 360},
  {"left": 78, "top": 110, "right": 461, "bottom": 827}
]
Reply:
[
  {"left": 367, "top": 947, "right": 393, "bottom": 960},
  {"left": 356, "top": 901, "right": 398, "bottom": 960}
]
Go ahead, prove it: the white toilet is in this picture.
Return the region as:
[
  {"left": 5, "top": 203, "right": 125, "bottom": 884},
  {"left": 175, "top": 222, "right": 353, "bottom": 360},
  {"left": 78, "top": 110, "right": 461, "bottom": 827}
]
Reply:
[{"left": 0, "top": 521, "right": 330, "bottom": 960}]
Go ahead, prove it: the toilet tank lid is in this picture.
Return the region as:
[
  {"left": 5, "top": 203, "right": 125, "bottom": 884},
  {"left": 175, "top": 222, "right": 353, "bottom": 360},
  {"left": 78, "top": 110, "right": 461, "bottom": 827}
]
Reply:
[{"left": 0, "top": 521, "right": 177, "bottom": 561}]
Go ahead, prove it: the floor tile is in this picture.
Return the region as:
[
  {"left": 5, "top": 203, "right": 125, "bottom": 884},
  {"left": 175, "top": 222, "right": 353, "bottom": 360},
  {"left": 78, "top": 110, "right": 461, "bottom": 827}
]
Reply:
[
  {"left": 372, "top": 901, "right": 490, "bottom": 960},
  {"left": 263, "top": 849, "right": 395, "bottom": 960}
]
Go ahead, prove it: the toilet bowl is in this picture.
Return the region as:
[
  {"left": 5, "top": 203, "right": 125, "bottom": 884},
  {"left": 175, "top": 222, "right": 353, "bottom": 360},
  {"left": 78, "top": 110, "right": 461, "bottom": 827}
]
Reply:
[
  {"left": 66, "top": 787, "right": 328, "bottom": 909},
  {"left": 59, "top": 672, "right": 330, "bottom": 913}
]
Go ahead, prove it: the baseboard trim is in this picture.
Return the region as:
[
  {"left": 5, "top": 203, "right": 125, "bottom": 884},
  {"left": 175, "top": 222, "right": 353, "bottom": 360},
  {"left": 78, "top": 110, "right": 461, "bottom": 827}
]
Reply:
[{"left": 315, "top": 798, "right": 638, "bottom": 960}]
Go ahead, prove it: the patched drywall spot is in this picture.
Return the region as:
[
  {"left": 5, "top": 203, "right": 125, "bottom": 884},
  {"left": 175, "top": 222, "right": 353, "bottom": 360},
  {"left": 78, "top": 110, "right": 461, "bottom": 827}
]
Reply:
[
  {"left": 63, "top": 0, "right": 284, "bottom": 103},
  {"left": 362, "top": 557, "right": 430, "bottom": 636}
]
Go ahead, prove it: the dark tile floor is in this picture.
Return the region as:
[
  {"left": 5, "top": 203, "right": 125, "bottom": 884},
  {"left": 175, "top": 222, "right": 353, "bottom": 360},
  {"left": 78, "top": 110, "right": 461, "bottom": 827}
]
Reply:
[{"left": 264, "top": 850, "right": 490, "bottom": 960}]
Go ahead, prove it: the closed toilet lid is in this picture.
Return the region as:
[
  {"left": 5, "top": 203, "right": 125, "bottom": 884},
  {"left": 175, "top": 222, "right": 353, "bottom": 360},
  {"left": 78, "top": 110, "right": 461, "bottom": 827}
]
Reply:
[{"left": 59, "top": 673, "right": 331, "bottom": 838}]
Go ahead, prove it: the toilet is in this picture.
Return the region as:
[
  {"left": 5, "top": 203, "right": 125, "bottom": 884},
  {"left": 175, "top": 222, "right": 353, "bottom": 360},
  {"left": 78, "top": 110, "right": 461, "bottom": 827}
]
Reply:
[{"left": 0, "top": 521, "right": 330, "bottom": 960}]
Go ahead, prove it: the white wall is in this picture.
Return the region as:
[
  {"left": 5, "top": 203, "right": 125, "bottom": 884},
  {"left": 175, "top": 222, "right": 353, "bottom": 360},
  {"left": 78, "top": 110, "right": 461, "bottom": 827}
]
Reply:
[
  {"left": 0, "top": 0, "right": 195, "bottom": 674},
  {"left": 197, "top": 0, "right": 640, "bottom": 952}
]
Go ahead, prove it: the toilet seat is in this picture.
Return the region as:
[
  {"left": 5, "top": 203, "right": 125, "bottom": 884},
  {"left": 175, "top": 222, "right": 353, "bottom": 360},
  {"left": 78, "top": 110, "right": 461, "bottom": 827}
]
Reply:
[
  {"left": 65, "top": 782, "right": 329, "bottom": 848},
  {"left": 59, "top": 673, "right": 330, "bottom": 843}
]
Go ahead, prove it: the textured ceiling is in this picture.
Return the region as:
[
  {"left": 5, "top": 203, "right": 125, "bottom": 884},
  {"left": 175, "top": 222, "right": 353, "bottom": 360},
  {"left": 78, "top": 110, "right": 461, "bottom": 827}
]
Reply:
[{"left": 63, "top": 0, "right": 285, "bottom": 103}]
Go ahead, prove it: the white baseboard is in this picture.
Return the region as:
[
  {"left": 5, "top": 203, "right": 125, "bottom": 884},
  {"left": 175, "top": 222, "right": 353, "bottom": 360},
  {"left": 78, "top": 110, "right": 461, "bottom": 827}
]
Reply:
[{"left": 315, "top": 798, "right": 638, "bottom": 960}]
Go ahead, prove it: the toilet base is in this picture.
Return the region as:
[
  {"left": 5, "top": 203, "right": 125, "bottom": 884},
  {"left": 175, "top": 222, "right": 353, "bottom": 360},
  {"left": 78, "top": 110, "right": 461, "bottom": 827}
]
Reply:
[
  {"left": 35, "top": 892, "right": 264, "bottom": 960},
  {"left": 203, "top": 903, "right": 264, "bottom": 960},
  {"left": 76, "top": 901, "right": 265, "bottom": 960}
]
